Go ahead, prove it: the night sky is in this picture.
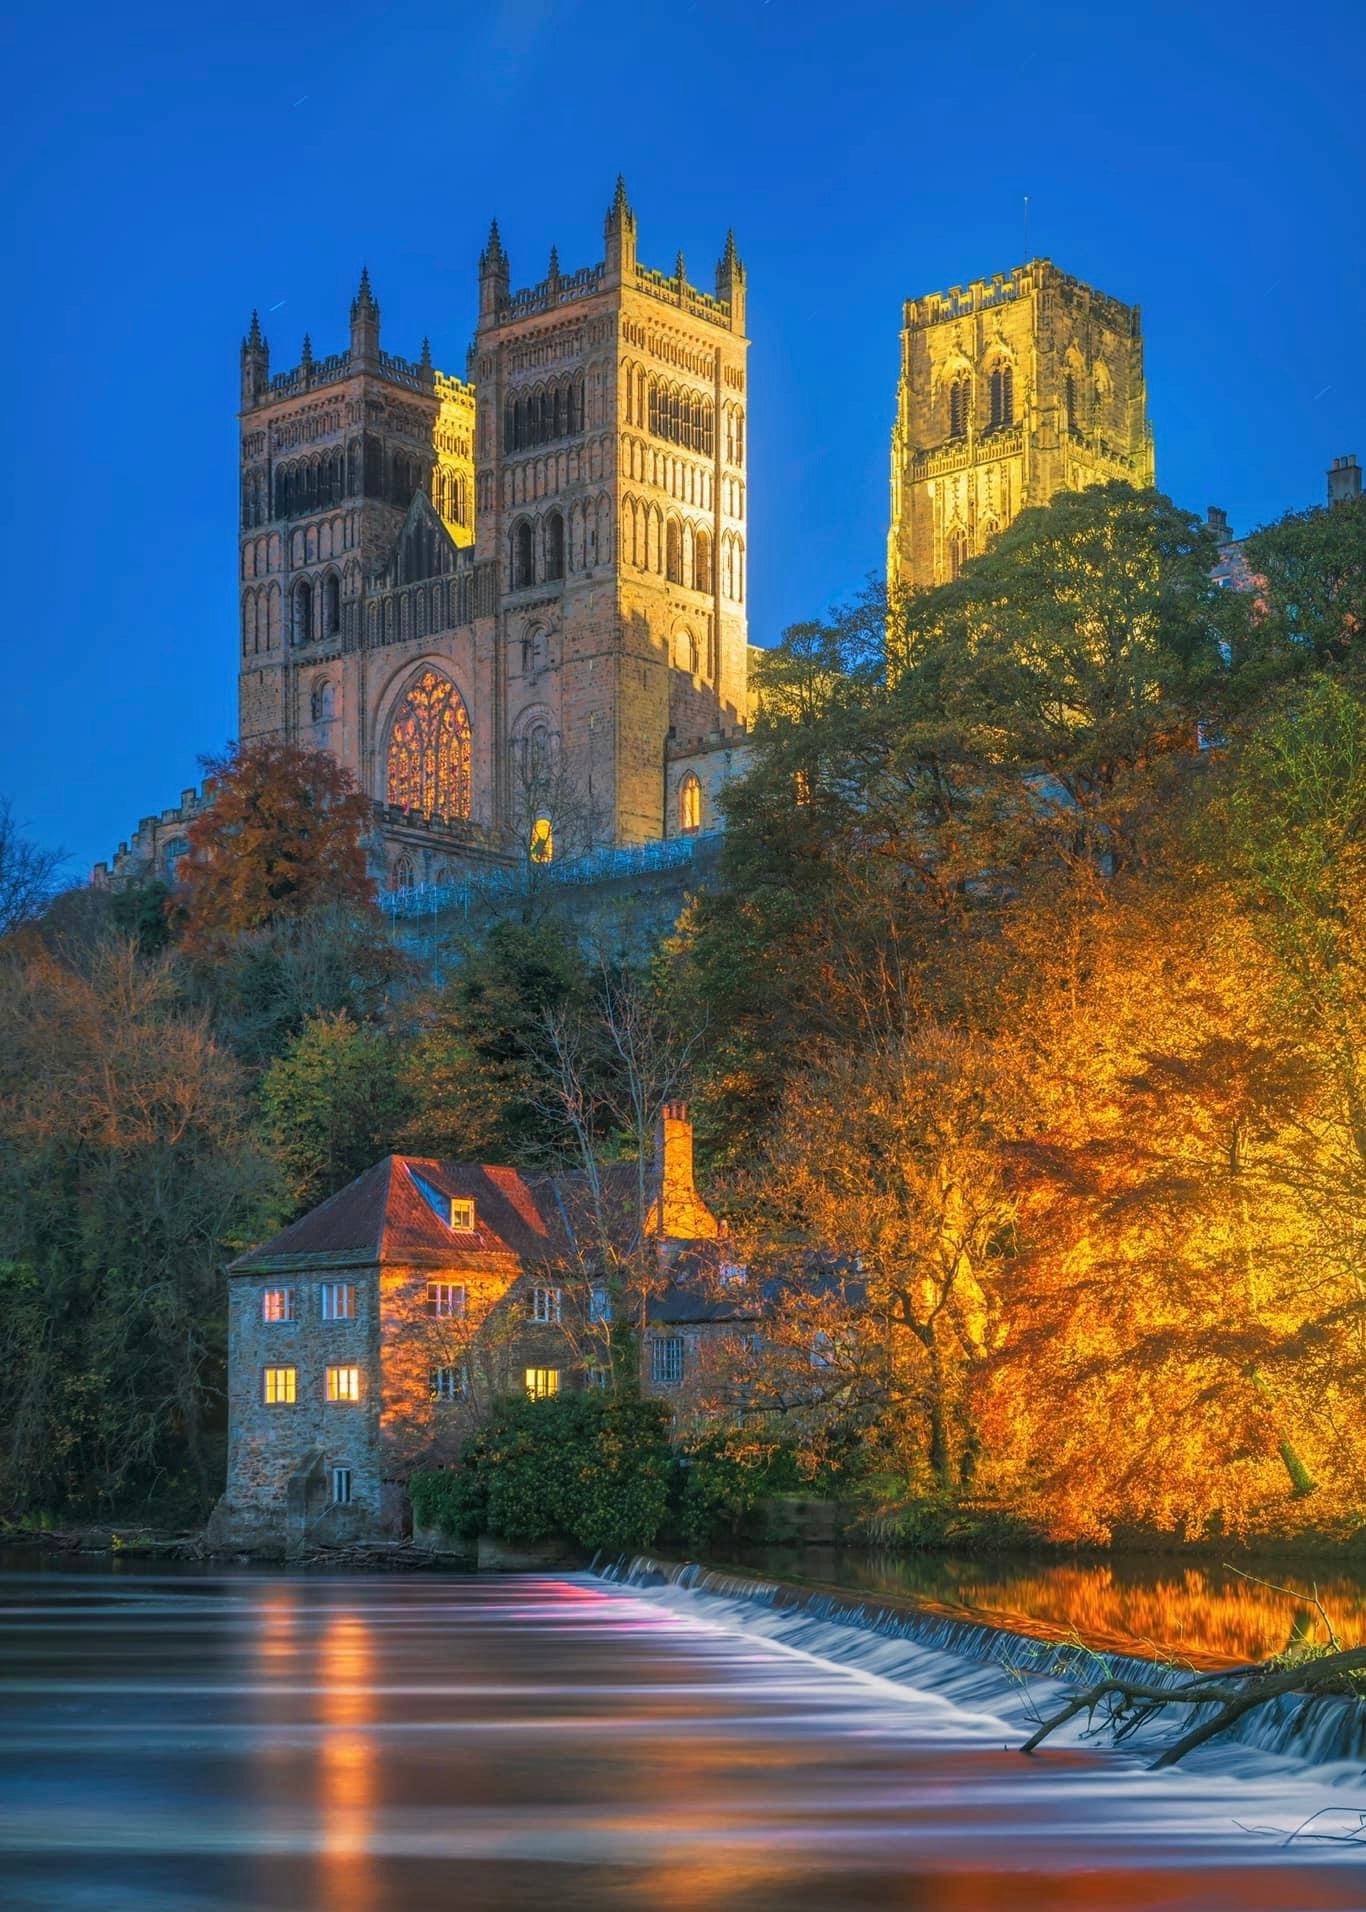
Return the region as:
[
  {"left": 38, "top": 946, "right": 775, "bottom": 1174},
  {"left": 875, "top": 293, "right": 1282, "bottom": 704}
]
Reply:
[{"left": 3, "top": 0, "right": 1362, "bottom": 874}]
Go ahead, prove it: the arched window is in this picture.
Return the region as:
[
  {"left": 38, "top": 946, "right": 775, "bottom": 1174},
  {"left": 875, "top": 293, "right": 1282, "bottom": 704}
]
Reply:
[
  {"left": 679, "top": 773, "right": 702, "bottom": 834},
  {"left": 292, "top": 578, "right": 313, "bottom": 646},
  {"left": 322, "top": 572, "right": 341, "bottom": 636},
  {"left": 310, "top": 680, "right": 335, "bottom": 723},
  {"left": 694, "top": 528, "right": 712, "bottom": 592},
  {"left": 665, "top": 519, "right": 683, "bottom": 583},
  {"left": 988, "top": 362, "right": 1014, "bottom": 429},
  {"left": 391, "top": 854, "right": 415, "bottom": 893},
  {"left": 529, "top": 815, "right": 554, "bottom": 863},
  {"left": 545, "top": 510, "right": 565, "bottom": 581},
  {"left": 948, "top": 375, "right": 971, "bottom": 439},
  {"left": 386, "top": 669, "right": 473, "bottom": 821},
  {"left": 947, "top": 526, "right": 969, "bottom": 580},
  {"left": 512, "top": 520, "right": 534, "bottom": 589}
]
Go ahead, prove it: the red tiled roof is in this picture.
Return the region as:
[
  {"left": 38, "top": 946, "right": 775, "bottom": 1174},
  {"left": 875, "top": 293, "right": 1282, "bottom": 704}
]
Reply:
[{"left": 229, "top": 1155, "right": 650, "bottom": 1272}]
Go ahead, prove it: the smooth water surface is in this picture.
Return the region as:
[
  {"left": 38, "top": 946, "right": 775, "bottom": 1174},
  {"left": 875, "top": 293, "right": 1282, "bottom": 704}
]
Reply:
[
  {"left": 724, "top": 1544, "right": 1366, "bottom": 1667},
  {"left": 1, "top": 1560, "right": 1363, "bottom": 1911}
]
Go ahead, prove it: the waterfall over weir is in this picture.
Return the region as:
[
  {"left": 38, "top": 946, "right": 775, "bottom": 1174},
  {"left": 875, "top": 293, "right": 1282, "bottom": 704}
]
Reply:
[{"left": 599, "top": 1555, "right": 1366, "bottom": 1772}]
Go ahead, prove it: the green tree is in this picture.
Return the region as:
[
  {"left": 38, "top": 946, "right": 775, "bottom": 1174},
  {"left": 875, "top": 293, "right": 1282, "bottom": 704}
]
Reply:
[
  {"left": 1242, "top": 492, "right": 1366, "bottom": 673},
  {"left": 259, "top": 1011, "right": 414, "bottom": 1213}
]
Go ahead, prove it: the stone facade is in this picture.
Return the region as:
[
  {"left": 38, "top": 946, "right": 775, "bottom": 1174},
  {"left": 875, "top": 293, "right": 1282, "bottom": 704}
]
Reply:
[
  {"left": 888, "top": 258, "right": 1155, "bottom": 593},
  {"left": 210, "top": 1109, "right": 755, "bottom": 1554},
  {"left": 235, "top": 183, "right": 752, "bottom": 890}
]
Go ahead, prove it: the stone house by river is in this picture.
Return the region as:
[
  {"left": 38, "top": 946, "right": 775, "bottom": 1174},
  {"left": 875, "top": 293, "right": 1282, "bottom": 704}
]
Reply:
[{"left": 209, "top": 1105, "right": 756, "bottom": 1551}]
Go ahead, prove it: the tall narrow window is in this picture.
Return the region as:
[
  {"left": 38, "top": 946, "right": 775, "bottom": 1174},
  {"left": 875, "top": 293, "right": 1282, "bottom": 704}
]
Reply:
[
  {"left": 651, "top": 1338, "right": 684, "bottom": 1387},
  {"left": 988, "top": 363, "right": 1014, "bottom": 429},
  {"left": 948, "top": 527, "right": 969, "bottom": 580},
  {"left": 665, "top": 519, "right": 683, "bottom": 583},
  {"left": 679, "top": 773, "right": 702, "bottom": 834},
  {"left": 694, "top": 529, "right": 712, "bottom": 593},
  {"left": 322, "top": 572, "right": 341, "bottom": 636},
  {"left": 331, "top": 1466, "right": 352, "bottom": 1505},
  {"left": 948, "top": 375, "right": 970, "bottom": 439},
  {"left": 531, "top": 1286, "right": 562, "bottom": 1324},
  {"left": 391, "top": 853, "right": 415, "bottom": 892},
  {"left": 544, "top": 511, "right": 565, "bottom": 581},
  {"left": 589, "top": 1283, "right": 613, "bottom": 1324},
  {"left": 292, "top": 579, "right": 313, "bottom": 646}
]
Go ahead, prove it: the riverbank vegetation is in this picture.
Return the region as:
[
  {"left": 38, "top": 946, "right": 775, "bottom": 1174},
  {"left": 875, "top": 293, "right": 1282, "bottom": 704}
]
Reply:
[{"left": 2, "top": 480, "right": 1365, "bottom": 1549}]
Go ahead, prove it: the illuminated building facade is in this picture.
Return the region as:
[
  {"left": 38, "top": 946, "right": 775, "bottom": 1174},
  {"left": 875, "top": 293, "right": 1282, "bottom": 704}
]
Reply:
[
  {"left": 888, "top": 258, "right": 1155, "bottom": 593},
  {"left": 232, "top": 182, "right": 752, "bottom": 889},
  {"left": 209, "top": 1105, "right": 760, "bottom": 1552}
]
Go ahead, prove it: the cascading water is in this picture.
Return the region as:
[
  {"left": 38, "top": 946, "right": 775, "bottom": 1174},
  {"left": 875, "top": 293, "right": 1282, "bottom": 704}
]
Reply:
[{"left": 598, "top": 1554, "right": 1366, "bottom": 1770}]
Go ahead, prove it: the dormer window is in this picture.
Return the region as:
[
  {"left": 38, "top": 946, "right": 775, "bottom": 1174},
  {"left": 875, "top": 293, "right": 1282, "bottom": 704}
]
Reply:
[{"left": 410, "top": 1168, "right": 476, "bottom": 1234}]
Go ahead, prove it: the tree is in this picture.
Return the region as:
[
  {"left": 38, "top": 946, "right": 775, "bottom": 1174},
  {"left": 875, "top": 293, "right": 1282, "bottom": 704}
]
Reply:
[
  {"left": 176, "top": 740, "right": 376, "bottom": 951},
  {"left": 1242, "top": 492, "right": 1366, "bottom": 673},
  {"left": 0, "top": 940, "right": 277, "bottom": 1516},
  {"left": 258, "top": 1012, "right": 414, "bottom": 1214},
  {"left": 0, "top": 797, "right": 63, "bottom": 937}
]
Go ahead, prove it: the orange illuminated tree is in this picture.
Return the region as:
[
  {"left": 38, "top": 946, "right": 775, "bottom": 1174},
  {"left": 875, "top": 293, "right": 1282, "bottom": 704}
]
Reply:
[{"left": 177, "top": 740, "right": 377, "bottom": 951}]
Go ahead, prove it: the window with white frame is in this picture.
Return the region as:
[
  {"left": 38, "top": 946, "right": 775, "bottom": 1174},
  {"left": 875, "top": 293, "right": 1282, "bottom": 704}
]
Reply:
[
  {"left": 588, "top": 1283, "right": 612, "bottom": 1324},
  {"left": 331, "top": 1466, "right": 352, "bottom": 1505},
  {"left": 263, "top": 1365, "right": 297, "bottom": 1405},
  {"left": 525, "top": 1366, "right": 561, "bottom": 1400},
  {"left": 326, "top": 1365, "right": 361, "bottom": 1403},
  {"left": 431, "top": 1366, "right": 466, "bottom": 1402},
  {"left": 651, "top": 1338, "right": 684, "bottom": 1387},
  {"left": 587, "top": 1365, "right": 612, "bottom": 1390},
  {"left": 426, "top": 1282, "right": 467, "bottom": 1319},
  {"left": 262, "top": 1288, "right": 294, "bottom": 1323},
  {"left": 321, "top": 1282, "right": 355, "bottom": 1321},
  {"left": 531, "top": 1285, "right": 562, "bottom": 1323},
  {"left": 449, "top": 1198, "right": 476, "bottom": 1233}
]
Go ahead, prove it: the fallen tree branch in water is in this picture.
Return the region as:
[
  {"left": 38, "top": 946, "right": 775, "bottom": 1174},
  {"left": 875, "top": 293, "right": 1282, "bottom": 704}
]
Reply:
[{"left": 1019, "top": 1645, "right": 1366, "bottom": 1768}]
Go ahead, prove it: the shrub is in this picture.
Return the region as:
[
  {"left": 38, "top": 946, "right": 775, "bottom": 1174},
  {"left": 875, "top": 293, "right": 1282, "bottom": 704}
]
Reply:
[
  {"left": 411, "top": 1392, "right": 674, "bottom": 1555},
  {"left": 676, "top": 1432, "right": 808, "bottom": 1549}
]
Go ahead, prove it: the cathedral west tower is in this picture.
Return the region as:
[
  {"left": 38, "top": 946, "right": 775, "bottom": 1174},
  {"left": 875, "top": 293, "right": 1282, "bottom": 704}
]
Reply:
[{"left": 889, "top": 258, "right": 1154, "bottom": 594}]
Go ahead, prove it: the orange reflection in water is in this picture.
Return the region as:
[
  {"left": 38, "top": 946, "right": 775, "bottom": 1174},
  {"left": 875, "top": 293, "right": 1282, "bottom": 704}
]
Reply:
[{"left": 317, "top": 1609, "right": 377, "bottom": 1912}]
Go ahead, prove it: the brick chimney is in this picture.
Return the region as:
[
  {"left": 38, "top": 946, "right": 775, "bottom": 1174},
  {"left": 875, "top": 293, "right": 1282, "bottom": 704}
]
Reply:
[
  {"left": 1206, "top": 505, "right": 1232, "bottom": 543},
  {"left": 1328, "top": 455, "right": 1362, "bottom": 506},
  {"left": 651, "top": 1101, "right": 717, "bottom": 1242}
]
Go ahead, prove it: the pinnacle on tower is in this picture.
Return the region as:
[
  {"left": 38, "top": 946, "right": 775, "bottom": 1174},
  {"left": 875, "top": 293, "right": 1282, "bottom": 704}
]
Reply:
[
  {"left": 675, "top": 250, "right": 687, "bottom": 282},
  {"left": 244, "top": 309, "right": 264, "bottom": 351},
  {"left": 547, "top": 244, "right": 560, "bottom": 279},
  {"left": 715, "top": 228, "right": 746, "bottom": 332},
  {"left": 300, "top": 331, "right": 314, "bottom": 368},
  {"left": 604, "top": 175, "right": 637, "bottom": 279},
  {"left": 350, "top": 265, "right": 380, "bottom": 322},
  {"left": 480, "top": 218, "right": 508, "bottom": 273},
  {"left": 419, "top": 336, "right": 433, "bottom": 371}
]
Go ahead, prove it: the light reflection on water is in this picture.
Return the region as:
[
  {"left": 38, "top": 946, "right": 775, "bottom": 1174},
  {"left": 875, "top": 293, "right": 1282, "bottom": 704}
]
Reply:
[
  {"left": 723, "top": 1545, "right": 1366, "bottom": 1667},
  {"left": 0, "top": 1559, "right": 1363, "bottom": 1911}
]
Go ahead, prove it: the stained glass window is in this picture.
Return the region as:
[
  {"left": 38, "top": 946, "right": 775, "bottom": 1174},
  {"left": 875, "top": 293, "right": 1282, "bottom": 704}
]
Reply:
[{"left": 386, "top": 669, "right": 472, "bottom": 820}]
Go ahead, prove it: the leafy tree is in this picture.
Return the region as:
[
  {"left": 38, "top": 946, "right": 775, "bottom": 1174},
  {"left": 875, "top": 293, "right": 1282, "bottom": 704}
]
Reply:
[
  {"left": 176, "top": 740, "right": 376, "bottom": 952},
  {"left": 259, "top": 1011, "right": 414, "bottom": 1213},
  {"left": 0, "top": 940, "right": 277, "bottom": 1516},
  {"left": 1242, "top": 493, "right": 1366, "bottom": 673}
]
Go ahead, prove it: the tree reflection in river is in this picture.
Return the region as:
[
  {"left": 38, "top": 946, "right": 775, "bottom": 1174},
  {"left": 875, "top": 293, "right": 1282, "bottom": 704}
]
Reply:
[{"left": 0, "top": 1560, "right": 1363, "bottom": 1912}]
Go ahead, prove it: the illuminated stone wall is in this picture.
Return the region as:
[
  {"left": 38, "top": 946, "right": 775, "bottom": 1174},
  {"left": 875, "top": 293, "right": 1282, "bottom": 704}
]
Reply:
[{"left": 888, "top": 259, "right": 1155, "bottom": 593}]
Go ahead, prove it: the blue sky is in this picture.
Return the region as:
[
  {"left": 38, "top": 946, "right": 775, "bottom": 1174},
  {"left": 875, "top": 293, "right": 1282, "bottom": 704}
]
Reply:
[{"left": 2, "top": 0, "right": 1362, "bottom": 874}]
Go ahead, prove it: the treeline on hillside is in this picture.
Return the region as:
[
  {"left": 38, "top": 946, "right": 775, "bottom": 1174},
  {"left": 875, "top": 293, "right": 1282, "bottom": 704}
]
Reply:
[{"left": 2, "top": 479, "right": 1364, "bottom": 1543}]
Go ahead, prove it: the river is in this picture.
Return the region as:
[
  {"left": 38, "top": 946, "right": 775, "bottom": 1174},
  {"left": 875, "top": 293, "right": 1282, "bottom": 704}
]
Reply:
[{"left": 1, "top": 1555, "right": 1363, "bottom": 1910}]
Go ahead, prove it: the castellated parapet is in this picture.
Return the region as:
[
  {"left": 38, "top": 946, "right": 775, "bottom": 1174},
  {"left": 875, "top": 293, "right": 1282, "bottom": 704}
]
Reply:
[{"left": 888, "top": 258, "right": 1155, "bottom": 593}]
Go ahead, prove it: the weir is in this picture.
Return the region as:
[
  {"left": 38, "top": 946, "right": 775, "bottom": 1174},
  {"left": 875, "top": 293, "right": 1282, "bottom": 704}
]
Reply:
[{"left": 600, "top": 1554, "right": 1366, "bottom": 1770}]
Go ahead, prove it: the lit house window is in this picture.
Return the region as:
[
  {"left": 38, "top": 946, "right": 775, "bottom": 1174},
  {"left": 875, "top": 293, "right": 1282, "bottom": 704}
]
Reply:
[
  {"left": 427, "top": 1282, "right": 467, "bottom": 1319},
  {"left": 531, "top": 1286, "right": 562, "bottom": 1324},
  {"left": 411, "top": 1168, "right": 475, "bottom": 1234},
  {"left": 327, "top": 1365, "right": 362, "bottom": 1403},
  {"left": 263, "top": 1365, "right": 297, "bottom": 1405},
  {"left": 651, "top": 1338, "right": 684, "bottom": 1387},
  {"left": 588, "top": 1283, "right": 612, "bottom": 1324},
  {"left": 321, "top": 1283, "right": 355, "bottom": 1321},
  {"left": 262, "top": 1288, "right": 294, "bottom": 1323},
  {"left": 450, "top": 1198, "right": 476, "bottom": 1233},
  {"left": 679, "top": 773, "right": 702, "bottom": 834},
  {"left": 525, "top": 1367, "right": 561, "bottom": 1400},
  {"left": 431, "top": 1366, "right": 466, "bottom": 1401},
  {"left": 331, "top": 1467, "right": 352, "bottom": 1505}
]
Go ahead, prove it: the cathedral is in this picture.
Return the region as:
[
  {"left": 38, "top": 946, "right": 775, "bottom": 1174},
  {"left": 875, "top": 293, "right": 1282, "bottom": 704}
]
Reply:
[
  {"left": 95, "top": 196, "right": 1156, "bottom": 893},
  {"left": 235, "top": 180, "right": 753, "bottom": 893}
]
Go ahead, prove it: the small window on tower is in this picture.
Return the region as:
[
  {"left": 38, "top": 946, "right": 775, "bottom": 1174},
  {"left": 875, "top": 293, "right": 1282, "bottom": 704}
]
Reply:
[{"left": 679, "top": 773, "right": 702, "bottom": 835}]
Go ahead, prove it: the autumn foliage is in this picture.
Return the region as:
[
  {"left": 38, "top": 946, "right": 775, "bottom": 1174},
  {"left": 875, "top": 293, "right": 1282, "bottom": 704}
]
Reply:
[{"left": 177, "top": 739, "right": 376, "bottom": 950}]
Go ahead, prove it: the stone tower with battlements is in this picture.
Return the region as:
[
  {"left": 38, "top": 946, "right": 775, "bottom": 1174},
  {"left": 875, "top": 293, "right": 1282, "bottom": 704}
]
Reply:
[
  {"left": 888, "top": 259, "right": 1154, "bottom": 594},
  {"left": 229, "top": 186, "right": 750, "bottom": 889}
]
